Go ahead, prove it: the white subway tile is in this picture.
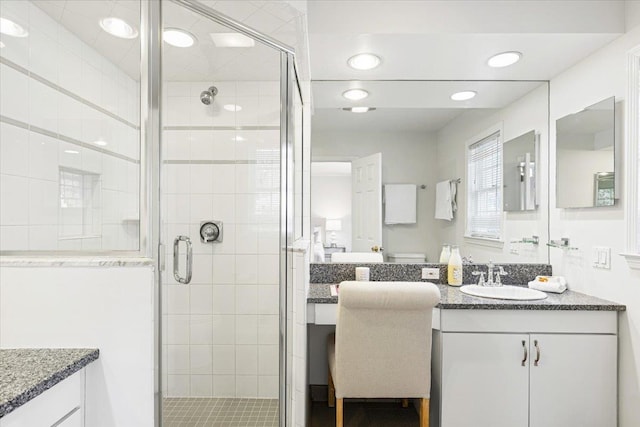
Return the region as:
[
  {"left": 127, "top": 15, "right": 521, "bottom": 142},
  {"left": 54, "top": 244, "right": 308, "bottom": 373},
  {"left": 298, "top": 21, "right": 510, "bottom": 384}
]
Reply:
[
  {"left": 0, "top": 174, "right": 29, "bottom": 225},
  {"left": 0, "top": 226, "right": 29, "bottom": 250},
  {"left": 0, "top": 64, "right": 29, "bottom": 123},
  {"left": 212, "top": 255, "right": 236, "bottom": 284},
  {"left": 257, "top": 285, "right": 279, "bottom": 315},
  {"left": 211, "top": 195, "right": 236, "bottom": 223},
  {"left": 213, "top": 375, "right": 236, "bottom": 397},
  {"left": 190, "top": 314, "right": 213, "bottom": 345},
  {"left": 163, "top": 130, "right": 191, "bottom": 161},
  {"left": 28, "top": 132, "right": 58, "bottom": 181},
  {"left": 28, "top": 178, "right": 58, "bottom": 225},
  {"left": 235, "top": 285, "right": 258, "bottom": 315},
  {"left": 27, "top": 225, "right": 58, "bottom": 250},
  {"left": 191, "top": 253, "right": 214, "bottom": 283},
  {"left": 235, "top": 315, "right": 258, "bottom": 345},
  {"left": 212, "top": 284, "right": 235, "bottom": 314},
  {"left": 258, "top": 375, "right": 279, "bottom": 399},
  {"left": 258, "top": 254, "right": 280, "bottom": 284},
  {"left": 212, "top": 345, "right": 235, "bottom": 375},
  {"left": 0, "top": 122, "right": 29, "bottom": 177},
  {"left": 212, "top": 315, "right": 236, "bottom": 345},
  {"left": 235, "top": 345, "right": 258, "bottom": 374},
  {"left": 258, "top": 315, "right": 279, "bottom": 345},
  {"left": 235, "top": 224, "right": 258, "bottom": 254},
  {"left": 190, "top": 164, "right": 214, "bottom": 194},
  {"left": 190, "top": 375, "right": 213, "bottom": 397},
  {"left": 167, "top": 285, "right": 190, "bottom": 314},
  {"left": 167, "top": 375, "right": 189, "bottom": 397},
  {"left": 164, "top": 164, "right": 191, "bottom": 194},
  {"left": 29, "top": 79, "right": 59, "bottom": 133},
  {"left": 235, "top": 375, "right": 258, "bottom": 398},
  {"left": 57, "top": 48, "right": 83, "bottom": 95},
  {"left": 258, "top": 345, "right": 278, "bottom": 376},
  {"left": 236, "top": 254, "right": 258, "bottom": 284},
  {"left": 167, "top": 345, "right": 190, "bottom": 375},
  {"left": 212, "top": 164, "right": 236, "bottom": 194},
  {"left": 190, "top": 346, "right": 213, "bottom": 375},
  {"left": 29, "top": 29, "right": 59, "bottom": 84},
  {"left": 190, "top": 194, "right": 214, "bottom": 223},
  {"left": 165, "top": 194, "right": 190, "bottom": 224},
  {"left": 190, "top": 285, "right": 213, "bottom": 314},
  {"left": 167, "top": 314, "right": 190, "bottom": 345}
]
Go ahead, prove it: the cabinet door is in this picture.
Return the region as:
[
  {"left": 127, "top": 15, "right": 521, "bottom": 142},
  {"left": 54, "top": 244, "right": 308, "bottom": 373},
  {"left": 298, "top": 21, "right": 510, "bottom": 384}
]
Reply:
[
  {"left": 529, "top": 334, "right": 616, "bottom": 427},
  {"left": 441, "top": 333, "right": 529, "bottom": 427}
]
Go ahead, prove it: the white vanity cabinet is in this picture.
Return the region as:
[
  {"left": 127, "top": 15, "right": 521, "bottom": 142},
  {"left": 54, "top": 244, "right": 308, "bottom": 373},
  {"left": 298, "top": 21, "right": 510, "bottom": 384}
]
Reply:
[
  {"left": 432, "top": 309, "right": 618, "bottom": 427},
  {"left": 0, "top": 369, "right": 86, "bottom": 427}
]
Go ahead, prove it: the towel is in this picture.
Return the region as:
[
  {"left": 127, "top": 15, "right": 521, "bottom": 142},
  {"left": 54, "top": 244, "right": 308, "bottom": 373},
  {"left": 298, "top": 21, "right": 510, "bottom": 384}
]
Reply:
[
  {"left": 384, "top": 184, "right": 416, "bottom": 224},
  {"left": 528, "top": 276, "right": 567, "bottom": 293},
  {"left": 435, "top": 180, "right": 454, "bottom": 220}
]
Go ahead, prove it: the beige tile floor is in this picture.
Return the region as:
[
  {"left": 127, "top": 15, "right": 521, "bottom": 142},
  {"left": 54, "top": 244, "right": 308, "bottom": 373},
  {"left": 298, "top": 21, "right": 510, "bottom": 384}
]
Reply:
[{"left": 163, "top": 398, "right": 279, "bottom": 427}]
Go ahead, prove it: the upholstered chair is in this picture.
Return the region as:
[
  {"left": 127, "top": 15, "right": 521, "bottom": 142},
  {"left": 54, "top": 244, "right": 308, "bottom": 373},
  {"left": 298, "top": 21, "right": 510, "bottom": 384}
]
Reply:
[
  {"left": 327, "top": 281, "right": 441, "bottom": 427},
  {"left": 330, "top": 252, "right": 384, "bottom": 263}
]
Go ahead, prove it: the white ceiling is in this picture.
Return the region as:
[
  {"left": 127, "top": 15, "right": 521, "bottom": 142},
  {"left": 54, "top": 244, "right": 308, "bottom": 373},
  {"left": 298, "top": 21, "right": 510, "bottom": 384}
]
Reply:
[{"left": 307, "top": 0, "right": 630, "bottom": 133}]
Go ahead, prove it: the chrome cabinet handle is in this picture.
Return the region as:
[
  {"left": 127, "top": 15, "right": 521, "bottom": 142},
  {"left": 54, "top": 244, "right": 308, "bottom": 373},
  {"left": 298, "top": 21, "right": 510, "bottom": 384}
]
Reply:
[
  {"left": 173, "top": 236, "right": 193, "bottom": 284},
  {"left": 534, "top": 340, "right": 541, "bottom": 366},
  {"left": 521, "top": 340, "right": 528, "bottom": 366}
]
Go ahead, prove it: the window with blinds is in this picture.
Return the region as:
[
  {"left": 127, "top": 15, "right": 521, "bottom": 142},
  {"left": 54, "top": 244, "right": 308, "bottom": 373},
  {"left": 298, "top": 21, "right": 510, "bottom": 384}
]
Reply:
[{"left": 466, "top": 131, "right": 503, "bottom": 240}]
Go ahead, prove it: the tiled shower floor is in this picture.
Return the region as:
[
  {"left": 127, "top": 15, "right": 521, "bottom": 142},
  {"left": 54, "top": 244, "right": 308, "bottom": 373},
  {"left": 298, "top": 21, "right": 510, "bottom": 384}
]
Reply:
[{"left": 163, "top": 398, "right": 279, "bottom": 427}]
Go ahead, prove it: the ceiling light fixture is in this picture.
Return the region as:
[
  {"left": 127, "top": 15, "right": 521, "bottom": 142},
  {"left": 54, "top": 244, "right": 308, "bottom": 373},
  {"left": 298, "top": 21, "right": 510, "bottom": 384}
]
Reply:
[
  {"left": 232, "top": 136, "right": 246, "bottom": 142},
  {"left": 342, "top": 89, "right": 369, "bottom": 101},
  {"left": 64, "top": 149, "right": 80, "bottom": 154},
  {"left": 93, "top": 140, "right": 108, "bottom": 147},
  {"left": 224, "top": 104, "right": 242, "bottom": 112},
  {"left": 487, "top": 51, "right": 522, "bottom": 68},
  {"left": 0, "top": 17, "right": 28, "bottom": 37},
  {"left": 450, "top": 91, "right": 477, "bottom": 101},
  {"left": 99, "top": 17, "right": 138, "bottom": 39},
  {"left": 342, "top": 107, "right": 376, "bottom": 113},
  {"left": 163, "top": 28, "right": 196, "bottom": 48},
  {"left": 347, "top": 53, "right": 381, "bottom": 71},
  {"left": 210, "top": 33, "right": 255, "bottom": 47}
]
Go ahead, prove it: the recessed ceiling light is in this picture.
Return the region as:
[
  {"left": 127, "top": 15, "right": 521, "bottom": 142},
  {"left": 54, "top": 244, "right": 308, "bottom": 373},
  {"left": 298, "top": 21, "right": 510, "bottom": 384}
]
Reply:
[
  {"left": 342, "top": 89, "right": 369, "bottom": 101},
  {"left": 163, "top": 28, "right": 196, "bottom": 48},
  {"left": 99, "top": 17, "right": 138, "bottom": 39},
  {"left": 93, "top": 140, "right": 108, "bottom": 147},
  {"left": 450, "top": 91, "right": 477, "bottom": 101},
  {"left": 210, "top": 33, "right": 255, "bottom": 47},
  {"left": 0, "top": 17, "right": 28, "bottom": 37},
  {"left": 488, "top": 51, "right": 522, "bottom": 68},
  {"left": 347, "top": 53, "right": 381, "bottom": 71},
  {"left": 232, "top": 136, "right": 246, "bottom": 142},
  {"left": 64, "top": 149, "right": 80, "bottom": 154},
  {"left": 342, "top": 107, "right": 376, "bottom": 113},
  {"left": 224, "top": 104, "right": 242, "bottom": 112}
]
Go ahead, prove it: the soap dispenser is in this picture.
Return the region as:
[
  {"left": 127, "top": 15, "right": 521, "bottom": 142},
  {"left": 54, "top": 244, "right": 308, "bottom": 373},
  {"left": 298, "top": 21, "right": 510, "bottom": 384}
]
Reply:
[
  {"left": 447, "top": 246, "right": 463, "bottom": 286},
  {"left": 439, "top": 244, "right": 451, "bottom": 263}
]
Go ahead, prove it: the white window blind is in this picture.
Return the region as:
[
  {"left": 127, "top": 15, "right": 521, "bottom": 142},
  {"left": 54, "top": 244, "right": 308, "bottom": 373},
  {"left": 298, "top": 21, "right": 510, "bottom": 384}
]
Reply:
[{"left": 467, "top": 131, "right": 502, "bottom": 239}]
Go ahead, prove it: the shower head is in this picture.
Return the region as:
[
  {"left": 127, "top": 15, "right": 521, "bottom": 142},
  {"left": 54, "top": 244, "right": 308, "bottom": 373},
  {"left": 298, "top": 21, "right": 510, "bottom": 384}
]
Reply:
[{"left": 200, "top": 86, "right": 218, "bottom": 105}]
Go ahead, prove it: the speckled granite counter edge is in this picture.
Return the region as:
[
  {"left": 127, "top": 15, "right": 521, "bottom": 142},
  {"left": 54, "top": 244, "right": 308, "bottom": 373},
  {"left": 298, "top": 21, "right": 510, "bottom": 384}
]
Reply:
[
  {"left": 0, "top": 349, "right": 99, "bottom": 418},
  {"left": 0, "top": 257, "right": 154, "bottom": 267},
  {"left": 307, "top": 283, "right": 626, "bottom": 311}
]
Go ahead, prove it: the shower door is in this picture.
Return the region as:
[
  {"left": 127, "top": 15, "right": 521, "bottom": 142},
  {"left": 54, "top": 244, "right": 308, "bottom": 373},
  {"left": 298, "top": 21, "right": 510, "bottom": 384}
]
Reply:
[{"left": 158, "top": 1, "right": 294, "bottom": 426}]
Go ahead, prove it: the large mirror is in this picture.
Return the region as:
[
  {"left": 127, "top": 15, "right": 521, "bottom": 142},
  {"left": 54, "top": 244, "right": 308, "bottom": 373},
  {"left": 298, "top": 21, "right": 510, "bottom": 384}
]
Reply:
[
  {"left": 503, "top": 131, "right": 537, "bottom": 212},
  {"left": 556, "top": 96, "right": 616, "bottom": 208},
  {"left": 311, "top": 80, "right": 550, "bottom": 264}
]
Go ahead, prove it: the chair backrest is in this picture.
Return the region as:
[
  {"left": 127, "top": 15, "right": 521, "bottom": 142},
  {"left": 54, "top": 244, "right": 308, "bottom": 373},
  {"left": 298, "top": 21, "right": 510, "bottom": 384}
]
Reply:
[
  {"left": 331, "top": 252, "right": 384, "bottom": 263},
  {"left": 335, "top": 281, "right": 441, "bottom": 398}
]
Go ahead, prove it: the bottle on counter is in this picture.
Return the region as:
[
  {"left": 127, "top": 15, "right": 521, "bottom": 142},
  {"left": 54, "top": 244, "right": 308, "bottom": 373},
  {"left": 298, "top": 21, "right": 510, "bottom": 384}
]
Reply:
[
  {"left": 439, "top": 244, "right": 451, "bottom": 263},
  {"left": 447, "top": 245, "right": 463, "bottom": 286}
]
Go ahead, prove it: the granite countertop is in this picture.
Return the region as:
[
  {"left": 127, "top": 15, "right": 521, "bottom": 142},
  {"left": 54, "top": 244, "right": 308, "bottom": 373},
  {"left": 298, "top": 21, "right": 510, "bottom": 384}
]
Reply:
[
  {"left": 0, "top": 348, "right": 100, "bottom": 418},
  {"left": 307, "top": 283, "right": 626, "bottom": 311}
]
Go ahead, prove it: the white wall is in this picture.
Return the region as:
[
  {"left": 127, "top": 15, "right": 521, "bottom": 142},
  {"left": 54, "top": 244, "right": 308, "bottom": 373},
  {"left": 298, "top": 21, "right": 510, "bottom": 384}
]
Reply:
[
  {"left": 548, "top": 25, "right": 640, "bottom": 427},
  {"left": 0, "top": 1, "right": 140, "bottom": 252},
  {"left": 435, "top": 84, "right": 550, "bottom": 264},
  {"left": 312, "top": 131, "right": 439, "bottom": 261},
  {"left": 0, "top": 266, "right": 155, "bottom": 427}
]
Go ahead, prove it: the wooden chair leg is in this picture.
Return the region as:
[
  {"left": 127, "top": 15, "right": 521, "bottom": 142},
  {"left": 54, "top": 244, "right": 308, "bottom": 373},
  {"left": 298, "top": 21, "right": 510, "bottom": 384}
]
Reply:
[
  {"left": 328, "top": 370, "right": 335, "bottom": 408},
  {"left": 420, "top": 398, "right": 430, "bottom": 427},
  {"left": 401, "top": 398, "right": 409, "bottom": 408},
  {"left": 336, "top": 398, "right": 344, "bottom": 427}
]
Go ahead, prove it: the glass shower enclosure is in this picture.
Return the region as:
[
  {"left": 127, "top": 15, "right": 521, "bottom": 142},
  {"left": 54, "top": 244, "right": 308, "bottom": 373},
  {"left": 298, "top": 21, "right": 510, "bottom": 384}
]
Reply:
[{"left": 157, "top": 1, "right": 300, "bottom": 426}]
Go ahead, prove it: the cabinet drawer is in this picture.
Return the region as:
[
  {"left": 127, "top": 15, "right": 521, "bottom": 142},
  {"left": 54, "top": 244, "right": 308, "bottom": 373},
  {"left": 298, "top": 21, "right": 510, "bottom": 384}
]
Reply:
[{"left": 1, "top": 370, "right": 84, "bottom": 427}]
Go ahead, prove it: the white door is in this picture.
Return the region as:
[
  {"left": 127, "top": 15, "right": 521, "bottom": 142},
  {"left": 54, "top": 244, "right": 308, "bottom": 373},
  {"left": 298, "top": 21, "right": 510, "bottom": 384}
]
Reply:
[
  {"left": 441, "top": 333, "right": 529, "bottom": 427},
  {"left": 351, "top": 153, "right": 382, "bottom": 252},
  {"left": 529, "top": 334, "right": 617, "bottom": 427}
]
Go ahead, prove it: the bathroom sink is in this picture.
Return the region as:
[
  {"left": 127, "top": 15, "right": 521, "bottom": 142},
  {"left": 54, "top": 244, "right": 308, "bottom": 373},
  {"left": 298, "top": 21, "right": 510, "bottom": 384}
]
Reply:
[{"left": 460, "top": 285, "right": 548, "bottom": 301}]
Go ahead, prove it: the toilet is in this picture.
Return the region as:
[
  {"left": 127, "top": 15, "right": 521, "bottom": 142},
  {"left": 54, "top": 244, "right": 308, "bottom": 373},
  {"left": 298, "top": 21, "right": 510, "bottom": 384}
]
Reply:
[{"left": 387, "top": 253, "right": 427, "bottom": 263}]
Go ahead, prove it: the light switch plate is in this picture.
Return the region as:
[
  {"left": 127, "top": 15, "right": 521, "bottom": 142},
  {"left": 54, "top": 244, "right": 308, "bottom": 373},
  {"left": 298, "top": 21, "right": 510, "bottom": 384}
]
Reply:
[
  {"left": 422, "top": 267, "right": 440, "bottom": 280},
  {"left": 592, "top": 246, "right": 611, "bottom": 269}
]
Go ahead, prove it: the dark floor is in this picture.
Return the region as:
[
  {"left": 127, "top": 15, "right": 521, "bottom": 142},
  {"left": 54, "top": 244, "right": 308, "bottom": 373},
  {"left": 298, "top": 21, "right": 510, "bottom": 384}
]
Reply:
[{"left": 310, "top": 400, "right": 420, "bottom": 427}]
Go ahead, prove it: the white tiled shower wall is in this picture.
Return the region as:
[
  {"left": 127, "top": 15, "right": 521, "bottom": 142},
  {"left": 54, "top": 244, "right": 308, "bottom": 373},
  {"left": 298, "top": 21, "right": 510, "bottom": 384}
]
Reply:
[
  {"left": 0, "top": 0, "right": 140, "bottom": 251},
  {"left": 162, "top": 81, "right": 281, "bottom": 398}
]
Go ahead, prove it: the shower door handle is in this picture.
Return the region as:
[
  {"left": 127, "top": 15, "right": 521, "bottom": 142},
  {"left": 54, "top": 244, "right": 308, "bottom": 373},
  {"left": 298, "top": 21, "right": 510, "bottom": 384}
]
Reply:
[{"left": 173, "top": 236, "right": 193, "bottom": 284}]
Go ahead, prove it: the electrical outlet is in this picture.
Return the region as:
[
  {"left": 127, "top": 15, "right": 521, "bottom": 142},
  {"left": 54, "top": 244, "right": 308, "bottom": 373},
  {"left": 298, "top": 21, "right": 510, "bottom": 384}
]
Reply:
[{"left": 422, "top": 267, "right": 440, "bottom": 280}]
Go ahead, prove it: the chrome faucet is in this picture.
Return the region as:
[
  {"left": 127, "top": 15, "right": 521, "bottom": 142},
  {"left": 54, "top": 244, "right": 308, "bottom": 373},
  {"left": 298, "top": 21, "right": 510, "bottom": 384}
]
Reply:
[
  {"left": 495, "top": 266, "right": 508, "bottom": 286},
  {"left": 486, "top": 260, "right": 495, "bottom": 286}
]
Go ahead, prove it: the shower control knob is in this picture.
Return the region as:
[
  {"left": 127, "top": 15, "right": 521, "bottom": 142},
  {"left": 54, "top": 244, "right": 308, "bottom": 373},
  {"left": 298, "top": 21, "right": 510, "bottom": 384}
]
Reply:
[{"left": 200, "top": 221, "right": 223, "bottom": 243}]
